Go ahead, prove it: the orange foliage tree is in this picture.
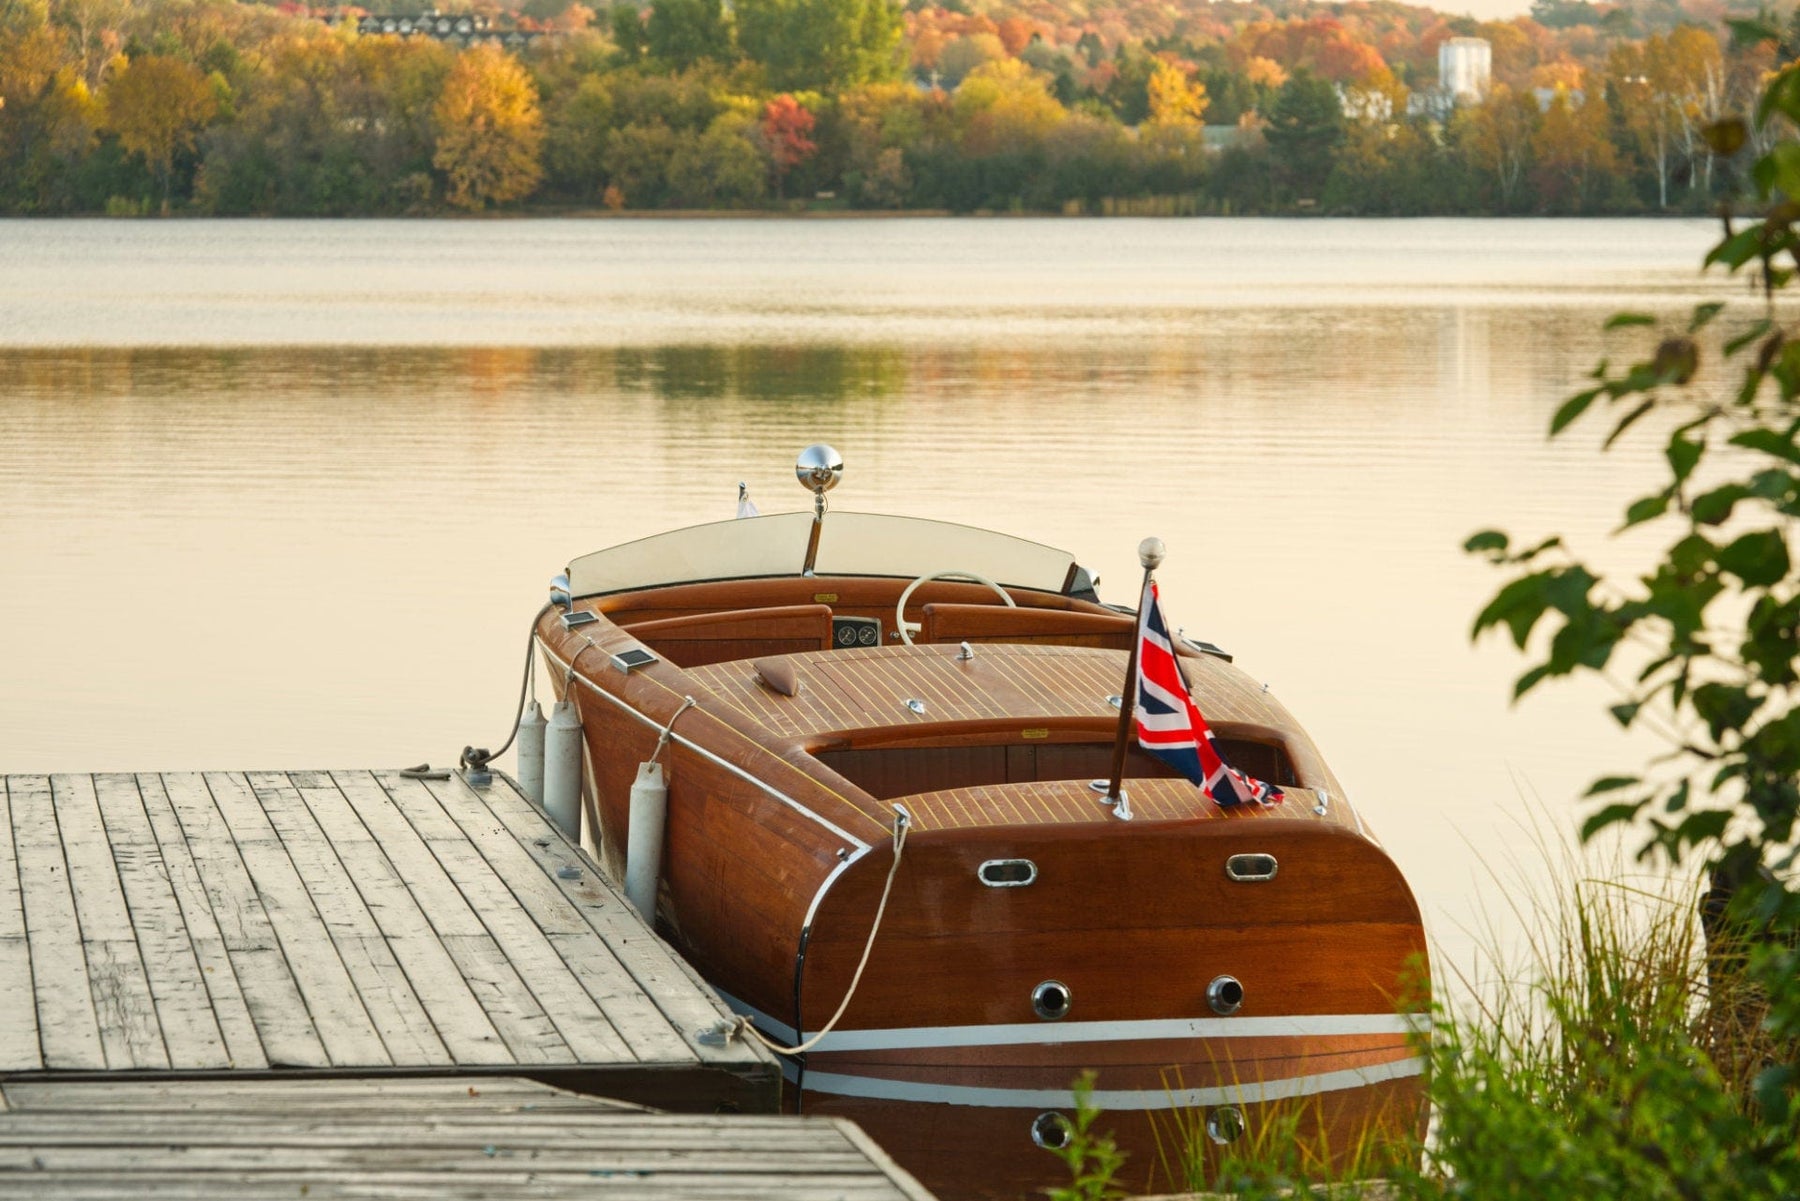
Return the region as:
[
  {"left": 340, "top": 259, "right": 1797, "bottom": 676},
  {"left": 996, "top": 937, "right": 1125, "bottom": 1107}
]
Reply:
[{"left": 760, "top": 92, "right": 817, "bottom": 199}]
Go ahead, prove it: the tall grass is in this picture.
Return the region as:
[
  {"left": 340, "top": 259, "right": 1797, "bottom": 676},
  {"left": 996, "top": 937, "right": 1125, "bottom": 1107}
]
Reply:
[{"left": 1412, "top": 840, "right": 1788, "bottom": 1201}]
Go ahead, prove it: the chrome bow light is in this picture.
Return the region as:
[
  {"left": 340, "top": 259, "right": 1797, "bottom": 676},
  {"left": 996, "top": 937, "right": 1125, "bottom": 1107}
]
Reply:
[
  {"left": 795, "top": 443, "right": 844, "bottom": 494},
  {"left": 796, "top": 443, "right": 844, "bottom": 576}
]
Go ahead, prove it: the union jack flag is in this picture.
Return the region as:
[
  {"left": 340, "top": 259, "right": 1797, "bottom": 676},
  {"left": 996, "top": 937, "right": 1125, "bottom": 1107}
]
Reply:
[{"left": 1135, "top": 580, "right": 1283, "bottom": 808}]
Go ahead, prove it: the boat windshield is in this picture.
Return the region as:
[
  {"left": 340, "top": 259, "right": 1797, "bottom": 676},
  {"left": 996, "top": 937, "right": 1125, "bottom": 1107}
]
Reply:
[{"left": 567, "top": 511, "right": 1077, "bottom": 597}]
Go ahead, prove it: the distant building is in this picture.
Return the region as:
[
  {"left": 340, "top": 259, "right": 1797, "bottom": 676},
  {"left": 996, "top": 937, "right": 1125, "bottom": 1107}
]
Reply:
[
  {"left": 1532, "top": 86, "right": 1585, "bottom": 111},
  {"left": 1406, "top": 36, "right": 1492, "bottom": 121},
  {"left": 324, "top": 10, "right": 543, "bottom": 48},
  {"left": 1336, "top": 85, "right": 1394, "bottom": 123},
  {"left": 1439, "top": 37, "right": 1492, "bottom": 104}
]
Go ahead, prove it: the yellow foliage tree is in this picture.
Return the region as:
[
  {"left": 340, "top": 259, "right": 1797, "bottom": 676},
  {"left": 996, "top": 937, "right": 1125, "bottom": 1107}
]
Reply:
[
  {"left": 1530, "top": 83, "right": 1615, "bottom": 213},
  {"left": 1451, "top": 83, "right": 1539, "bottom": 212},
  {"left": 953, "top": 58, "right": 1064, "bottom": 155},
  {"left": 102, "top": 53, "right": 216, "bottom": 211},
  {"left": 432, "top": 43, "right": 545, "bottom": 210},
  {"left": 1244, "top": 55, "right": 1287, "bottom": 90},
  {"left": 1146, "top": 60, "right": 1207, "bottom": 127}
]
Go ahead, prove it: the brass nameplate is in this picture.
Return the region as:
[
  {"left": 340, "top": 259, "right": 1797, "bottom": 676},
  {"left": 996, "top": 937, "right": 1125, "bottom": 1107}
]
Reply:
[
  {"left": 814, "top": 592, "right": 840, "bottom": 603},
  {"left": 1022, "top": 728, "right": 1049, "bottom": 740}
]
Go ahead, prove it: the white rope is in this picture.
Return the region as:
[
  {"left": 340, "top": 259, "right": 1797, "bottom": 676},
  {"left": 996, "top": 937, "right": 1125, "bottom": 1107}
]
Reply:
[
  {"left": 649, "top": 696, "right": 698, "bottom": 765},
  {"left": 734, "top": 805, "right": 910, "bottom": 1056}
]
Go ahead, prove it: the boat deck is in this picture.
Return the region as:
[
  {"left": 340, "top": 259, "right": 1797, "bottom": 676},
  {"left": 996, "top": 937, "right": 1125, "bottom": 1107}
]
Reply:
[
  {"left": 0, "top": 770, "right": 774, "bottom": 1112},
  {"left": 0, "top": 1075, "right": 932, "bottom": 1199},
  {"left": 688, "top": 642, "right": 1291, "bottom": 741}
]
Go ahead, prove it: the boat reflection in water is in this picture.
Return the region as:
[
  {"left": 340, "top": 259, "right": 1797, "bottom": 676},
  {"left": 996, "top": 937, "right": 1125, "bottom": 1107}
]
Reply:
[{"left": 535, "top": 446, "right": 1428, "bottom": 1198}]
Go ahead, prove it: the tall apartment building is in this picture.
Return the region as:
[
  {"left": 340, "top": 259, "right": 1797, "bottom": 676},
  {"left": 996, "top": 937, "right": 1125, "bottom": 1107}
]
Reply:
[{"left": 1439, "top": 37, "right": 1492, "bottom": 104}]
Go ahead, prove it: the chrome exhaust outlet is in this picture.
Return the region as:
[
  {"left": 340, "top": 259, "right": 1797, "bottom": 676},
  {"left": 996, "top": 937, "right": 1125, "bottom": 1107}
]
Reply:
[{"left": 1207, "top": 974, "right": 1244, "bottom": 1016}]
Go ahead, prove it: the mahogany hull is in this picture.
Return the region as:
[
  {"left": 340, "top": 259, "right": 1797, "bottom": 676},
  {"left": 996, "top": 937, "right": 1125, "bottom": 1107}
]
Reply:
[{"left": 537, "top": 586, "right": 1429, "bottom": 1200}]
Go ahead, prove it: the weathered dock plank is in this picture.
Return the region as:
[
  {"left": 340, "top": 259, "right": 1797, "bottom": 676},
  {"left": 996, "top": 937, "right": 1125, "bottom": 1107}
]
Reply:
[
  {"left": 160, "top": 771, "right": 329, "bottom": 1068},
  {"left": 133, "top": 773, "right": 267, "bottom": 1070},
  {"left": 413, "top": 772, "right": 701, "bottom": 1065},
  {"left": 329, "top": 769, "right": 572, "bottom": 1066},
  {"left": 55, "top": 774, "right": 168, "bottom": 1071},
  {"left": 0, "top": 770, "right": 777, "bottom": 1114},
  {"left": 466, "top": 769, "right": 768, "bottom": 1071},
  {"left": 9, "top": 774, "right": 104, "bottom": 1071},
  {"left": 382, "top": 773, "right": 636, "bottom": 1066},
  {"left": 0, "top": 777, "right": 40, "bottom": 1073},
  {"left": 91, "top": 774, "right": 228, "bottom": 1071},
  {"left": 203, "top": 771, "right": 390, "bottom": 1067},
  {"left": 0, "top": 1077, "right": 935, "bottom": 1200},
  {"left": 290, "top": 775, "right": 509, "bottom": 1064},
  {"left": 246, "top": 770, "right": 450, "bottom": 1068}
]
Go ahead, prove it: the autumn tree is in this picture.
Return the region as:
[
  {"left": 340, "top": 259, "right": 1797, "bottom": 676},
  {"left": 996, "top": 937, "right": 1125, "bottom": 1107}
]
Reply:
[
  {"left": 1451, "top": 83, "right": 1539, "bottom": 212},
  {"left": 1610, "top": 29, "right": 1718, "bottom": 210},
  {"left": 1531, "top": 83, "right": 1617, "bottom": 212},
  {"left": 0, "top": 0, "right": 48, "bottom": 39},
  {"left": 433, "top": 43, "right": 545, "bottom": 210},
  {"left": 669, "top": 110, "right": 766, "bottom": 205},
  {"left": 198, "top": 28, "right": 453, "bottom": 215},
  {"left": 0, "top": 19, "right": 100, "bottom": 212},
  {"left": 609, "top": 5, "right": 646, "bottom": 63},
  {"left": 647, "top": 0, "right": 731, "bottom": 70},
  {"left": 760, "top": 92, "right": 815, "bottom": 198},
  {"left": 936, "top": 33, "right": 1004, "bottom": 89},
  {"left": 544, "top": 72, "right": 613, "bottom": 199},
  {"left": 102, "top": 54, "right": 218, "bottom": 211},
  {"left": 735, "top": 0, "right": 902, "bottom": 92},
  {"left": 953, "top": 58, "right": 1064, "bottom": 156},
  {"left": 1146, "top": 60, "right": 1207, "bottom": 127}
]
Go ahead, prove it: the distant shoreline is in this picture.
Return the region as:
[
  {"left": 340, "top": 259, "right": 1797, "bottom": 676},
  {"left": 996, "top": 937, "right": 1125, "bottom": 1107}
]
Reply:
[{"left": 1, "top": 208, "right": 1721, "bottom": 220}]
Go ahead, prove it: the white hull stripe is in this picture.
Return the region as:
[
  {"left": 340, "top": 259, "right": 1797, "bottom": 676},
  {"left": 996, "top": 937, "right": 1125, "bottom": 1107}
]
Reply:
[
  {"left": 716, "top": 991, "right": 1428, "bottom": 1054},
  {"left": 787, "top": 1057, "right": 1425, "bottom": 1110},
  {"left": 538, "top": 639, "right": 870, "bottom": 850}
]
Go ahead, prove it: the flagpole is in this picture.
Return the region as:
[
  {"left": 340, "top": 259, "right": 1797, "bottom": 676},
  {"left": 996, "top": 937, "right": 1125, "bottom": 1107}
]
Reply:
[{"left": 1102, "top": 537, "right": 1164, "bottom": 816}]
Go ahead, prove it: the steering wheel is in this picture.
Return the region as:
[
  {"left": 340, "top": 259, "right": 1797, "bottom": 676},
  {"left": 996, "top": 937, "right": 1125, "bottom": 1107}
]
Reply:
[{"left": 895, "top": 570, "right": 1016, "bottom": 647}]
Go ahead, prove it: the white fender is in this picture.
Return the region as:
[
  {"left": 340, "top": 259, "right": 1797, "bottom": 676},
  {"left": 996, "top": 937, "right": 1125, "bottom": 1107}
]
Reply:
[
  {"left": 625, "top": 761, "right": 668, "bottom": 921},
  {"left": 516, "top": 699, "right": 546, "bottom": 811},
  {"left": 543, "top": 699, "right": 583, "bottom": 842}
]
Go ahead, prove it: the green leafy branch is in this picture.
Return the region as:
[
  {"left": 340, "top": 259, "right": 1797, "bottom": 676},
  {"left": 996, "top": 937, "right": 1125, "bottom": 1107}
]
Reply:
[{"left": 1468, "top": 44, "right": 1800, "bottom": 883}]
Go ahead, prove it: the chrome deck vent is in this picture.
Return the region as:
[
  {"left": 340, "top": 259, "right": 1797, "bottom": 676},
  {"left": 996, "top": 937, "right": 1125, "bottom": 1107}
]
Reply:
[{"left": 1207, "top": 974, "right": 1244, "bottom": 1016}]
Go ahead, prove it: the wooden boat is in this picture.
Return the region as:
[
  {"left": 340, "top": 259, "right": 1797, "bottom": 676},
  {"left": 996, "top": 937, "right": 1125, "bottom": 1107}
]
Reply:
[{"left": 535, "top": 447, "right": 1428, "bottom": 1198}]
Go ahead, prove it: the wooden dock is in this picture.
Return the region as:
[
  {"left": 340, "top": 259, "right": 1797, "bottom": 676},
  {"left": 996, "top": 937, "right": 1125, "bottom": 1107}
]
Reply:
[
  {"left": 0, "top": 1075, "right": 934, "bottom": 1198},
  {"left": 0, "top": 770, "right": 775, "bottom": 1112}
]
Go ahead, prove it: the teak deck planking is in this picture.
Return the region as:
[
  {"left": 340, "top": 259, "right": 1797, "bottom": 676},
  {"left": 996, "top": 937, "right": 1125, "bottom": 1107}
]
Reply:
[
  {"left": 0, "top": 770, "right": 773, "bottom": 1112},
  {"left": 0, "top": 1075, "right": 935, "bottom": 1199}
]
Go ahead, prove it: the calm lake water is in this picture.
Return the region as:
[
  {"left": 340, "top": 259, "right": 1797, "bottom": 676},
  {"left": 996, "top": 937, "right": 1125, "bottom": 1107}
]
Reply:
[{"left": 0, "top": 215, "right": 1734, "bottom": 1013}]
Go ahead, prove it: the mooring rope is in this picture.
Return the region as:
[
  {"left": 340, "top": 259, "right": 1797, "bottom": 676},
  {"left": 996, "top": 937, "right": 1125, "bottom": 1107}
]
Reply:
[
  {"left": 462, "top": 607, "right": 547, "bottom": 771},
  {"left": 732, "top": 805, "right": 910, "bottom": 1056}
]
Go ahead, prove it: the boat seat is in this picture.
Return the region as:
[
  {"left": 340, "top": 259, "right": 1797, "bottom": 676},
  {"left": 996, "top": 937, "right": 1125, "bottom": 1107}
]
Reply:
[
  {"left": 921, "top": 602, "right": 1134, "bottom": 649},
  {"left": 621, "top": 604, "right": 835, "bottom": 667}
]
